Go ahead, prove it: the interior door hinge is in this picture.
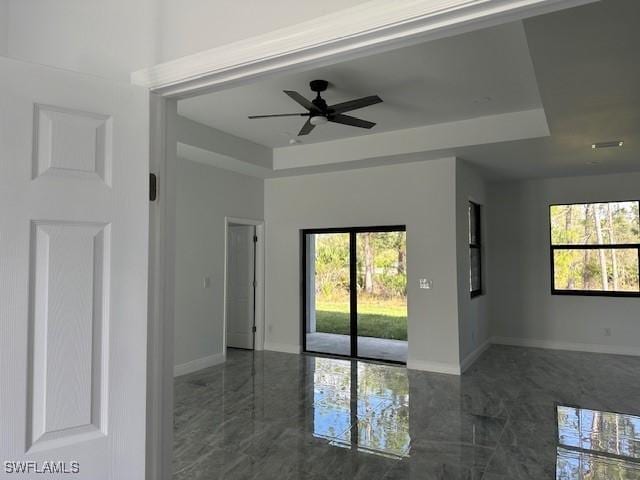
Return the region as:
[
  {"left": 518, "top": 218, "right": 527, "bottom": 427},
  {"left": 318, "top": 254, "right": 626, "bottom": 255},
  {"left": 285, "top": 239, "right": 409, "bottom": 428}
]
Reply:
[
  {"left": 252, "top": 326, "right": 257, "bottom": 333},
  {"left": 149, "top": 173, "right": 158, "bottom": 202},
  {"left": 253, "top": 235, "right": 258, "bottom": 243}
]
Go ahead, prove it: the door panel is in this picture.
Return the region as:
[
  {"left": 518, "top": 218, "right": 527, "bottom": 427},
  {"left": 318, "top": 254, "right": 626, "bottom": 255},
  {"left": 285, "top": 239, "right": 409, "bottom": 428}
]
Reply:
[
  {"left": 226, "top": 225, "right": 255, "bottom": 349},
  {"left": 356, "top": 231, "right": 408, "bottom": 363},
  {"left": 304, "top": 232, "right": 351, "bottom": 357},
  {"left": 0, "top": 57, "right": 148, "bottom": 478},
  {"left": 28, "top": 222, "right": 109, "bottom": 450}
]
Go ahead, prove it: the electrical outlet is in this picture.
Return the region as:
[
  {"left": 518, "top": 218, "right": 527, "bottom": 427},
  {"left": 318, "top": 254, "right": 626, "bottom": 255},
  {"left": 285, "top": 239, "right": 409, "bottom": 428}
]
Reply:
[
  {"left": 604, "top": 328, "right": 611, "bottom": 337},
  {"left": 203, "top": 276, "right": 211, "bottom": 288}
]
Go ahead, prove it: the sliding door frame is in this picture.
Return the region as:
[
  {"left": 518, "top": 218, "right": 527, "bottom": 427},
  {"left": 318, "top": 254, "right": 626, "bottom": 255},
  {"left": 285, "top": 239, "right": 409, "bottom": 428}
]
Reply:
[{"left": 301, "top": 225, "right": 407, "bottom": 364}]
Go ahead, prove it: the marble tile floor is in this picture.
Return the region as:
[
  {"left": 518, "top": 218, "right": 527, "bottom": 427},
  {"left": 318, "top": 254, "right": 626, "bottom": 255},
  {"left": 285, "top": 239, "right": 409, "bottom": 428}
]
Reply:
[{"left": 173, "top": 345, "right": 640, "bottom": 480}]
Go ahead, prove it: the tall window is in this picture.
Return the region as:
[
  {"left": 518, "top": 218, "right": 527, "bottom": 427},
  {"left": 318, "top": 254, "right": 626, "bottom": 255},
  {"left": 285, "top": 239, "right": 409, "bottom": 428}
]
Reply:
[
  {"left": 550, "top": 201, "right": 640, "bottom": 296},
  {"left": 469, "top": 201, "right": 482, "bottom": 297}
]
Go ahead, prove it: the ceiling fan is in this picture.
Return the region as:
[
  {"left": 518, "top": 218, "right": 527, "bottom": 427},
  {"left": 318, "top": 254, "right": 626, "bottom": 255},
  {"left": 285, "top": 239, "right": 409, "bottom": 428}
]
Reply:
[{"left": 248, "top": 80, "right": 382, "bottom": 137}]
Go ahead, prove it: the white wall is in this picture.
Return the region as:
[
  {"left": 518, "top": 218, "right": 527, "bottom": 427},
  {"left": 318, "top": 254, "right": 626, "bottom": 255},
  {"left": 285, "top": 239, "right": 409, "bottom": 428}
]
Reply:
[
  {"left": 488, "top": 171, "right": 640, "bottom": 355},
  {"left": 174, "top": 158, "right": 263, "bottom": 368},
  {"left": 264, "top": 158, "right": 462, "bottom": 373},
  {"left": 6, "top": 0, "right": 159, "bottom": 81},
  {"left": 158, "top": 0, "right": 369, "bottom": 63},
  {"left": 3, "top": 0, "right": 368, "bottom": 81},
  {"left": 456, "top": 160, "right": 490, "bottom": 365}
]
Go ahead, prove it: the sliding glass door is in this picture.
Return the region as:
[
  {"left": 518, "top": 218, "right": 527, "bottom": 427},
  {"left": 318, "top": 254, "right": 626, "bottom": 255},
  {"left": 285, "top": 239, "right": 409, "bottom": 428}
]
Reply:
[{"left": 303, "top": 226, "right": 407, "bottom": 364}]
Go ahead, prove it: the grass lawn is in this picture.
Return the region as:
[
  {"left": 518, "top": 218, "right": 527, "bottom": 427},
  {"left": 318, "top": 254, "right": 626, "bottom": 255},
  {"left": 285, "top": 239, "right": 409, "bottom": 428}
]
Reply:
[{"left": 315, "top": 300, "right": 407, "bottom": 341}]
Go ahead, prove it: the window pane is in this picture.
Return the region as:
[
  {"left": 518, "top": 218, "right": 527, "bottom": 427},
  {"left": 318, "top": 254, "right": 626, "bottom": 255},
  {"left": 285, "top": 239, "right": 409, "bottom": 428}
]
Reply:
[
  {"left": 550, "top": 201, "right": 640, "bottom": 245},
  {"left": 470, "top": 247, "right": 481, "bottom": 292},
  {"left": 553, "top": 248, "right": 640, "bottom": 292}
]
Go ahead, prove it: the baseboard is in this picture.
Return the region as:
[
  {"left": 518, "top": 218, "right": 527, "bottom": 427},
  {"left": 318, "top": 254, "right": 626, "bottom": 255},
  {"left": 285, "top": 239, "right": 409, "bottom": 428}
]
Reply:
[
  {"left": 407, "top": 359, "right": 461, "bottom": 375},
  {"left": 173, "top": 337, "right": 637, "bottom": 378},
  {"left": 174, "top": 352, "right": 226, "bottom": 377},
  {"left": 460, "top": 337, "right": 492, "bottom": 373},
  {"left": 491, "top": 336, "right": 640, "bottom": 357},
  {"left": 263, "top": 342, "right": 302, "bottom": 355}
]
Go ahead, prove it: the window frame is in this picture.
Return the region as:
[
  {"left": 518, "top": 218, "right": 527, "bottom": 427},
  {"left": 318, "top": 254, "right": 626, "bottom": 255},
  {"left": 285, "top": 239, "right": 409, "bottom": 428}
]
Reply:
[
  {"left": 469, "top": 201, "right": 483, "bottom": 298},
  {"left": 549, "top": 200, "right": 640, "bottom": 298}
]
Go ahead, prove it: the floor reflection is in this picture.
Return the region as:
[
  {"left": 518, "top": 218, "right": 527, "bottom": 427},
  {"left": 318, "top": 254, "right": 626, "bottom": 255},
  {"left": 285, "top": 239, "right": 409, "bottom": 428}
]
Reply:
[
  {"left": 557, "top": 405, "right": 640, "bottom": 479},
  {"left": 311, "top": 356, "right": 410, "bottom": 458}
]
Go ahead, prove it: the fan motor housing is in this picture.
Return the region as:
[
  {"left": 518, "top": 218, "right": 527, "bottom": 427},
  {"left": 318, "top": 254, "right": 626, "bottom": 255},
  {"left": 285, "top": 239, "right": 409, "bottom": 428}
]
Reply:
[
  {"left": 312, "top": 98, "right": 328, "bottom": 113},
  {"left": 310, "top": 79, "right": 329, "bottom": 93}
]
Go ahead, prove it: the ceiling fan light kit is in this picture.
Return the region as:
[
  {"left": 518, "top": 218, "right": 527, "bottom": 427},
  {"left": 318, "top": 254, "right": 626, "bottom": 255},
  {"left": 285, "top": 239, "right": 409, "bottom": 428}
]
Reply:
[
  {"left": 248, "top": 79, "right": 382, "bottom": 137},
  {"left": 310, "top": 116, "right": 329, "bottom": 126}
]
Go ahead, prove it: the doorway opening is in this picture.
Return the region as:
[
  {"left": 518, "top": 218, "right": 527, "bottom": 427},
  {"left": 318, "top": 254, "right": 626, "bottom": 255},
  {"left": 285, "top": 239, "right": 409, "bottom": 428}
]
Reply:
[
  {"left": 225, "top": 219, "right": 261, "bottom": 352},
  {"left": 302, "top": 226, "right": 408, "bottom": 364}
]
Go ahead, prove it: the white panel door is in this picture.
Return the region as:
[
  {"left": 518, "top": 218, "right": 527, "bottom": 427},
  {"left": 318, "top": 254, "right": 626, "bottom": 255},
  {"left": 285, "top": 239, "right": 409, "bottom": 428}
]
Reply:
[
  {"left": 0, "top": 57, "right": 148, "bottom": 479},
  {"left": 226, "top": 225, "right": 255, "bottom": 350}
]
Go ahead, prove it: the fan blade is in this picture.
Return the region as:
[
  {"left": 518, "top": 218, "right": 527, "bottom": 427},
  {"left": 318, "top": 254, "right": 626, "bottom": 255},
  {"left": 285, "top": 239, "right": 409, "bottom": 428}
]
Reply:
[
  {"left": 298, "top": 118, "right": 315, "bottom": 136},
  {"left": 329, "top": 114, "right": 375, "bottom": 129},
  {"left": 283, "top": 90, "right": 318, "bottom": 111},
  {"left": 329, "top": 95, "right": 382, "bottom": 114},
  {"left": 248, "top": 113, "right": 307, "bottom": 119}
]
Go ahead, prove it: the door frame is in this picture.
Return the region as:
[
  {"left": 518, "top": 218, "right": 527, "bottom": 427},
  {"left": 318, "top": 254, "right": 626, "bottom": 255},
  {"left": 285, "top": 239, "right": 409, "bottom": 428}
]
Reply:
[
  {"left": 224, "top": 217, "right": 266, "bottom": 353},
  {"left": 142, "top": 2, "right": 593, "bottom": 478},
  {"left": 301, "top": 225, "right": 407, "bottom": 364},
  {"left": 146, "top": 94, "right": 177, "bottom": 480}
]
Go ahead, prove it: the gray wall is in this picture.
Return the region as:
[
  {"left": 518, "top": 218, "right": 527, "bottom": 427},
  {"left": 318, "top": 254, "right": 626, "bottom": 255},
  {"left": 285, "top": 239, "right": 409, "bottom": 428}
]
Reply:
[
  {"left": 456, "top": 160, "right": 490, "bottom": 363},
  {"left": 487, "top": 171, "right": 640, "bottom": 354},
  {"left": 173, "top": 154, "right": 640, "bottom": 372},
  {"left": 174, "top": 158, "right": 263, "bottom": 367},
  {"left": 0, "top": 0, "right": 7, "bottom": 56},
  {"left": 264, "top": 158, "right": 462, "bottom": 373}
]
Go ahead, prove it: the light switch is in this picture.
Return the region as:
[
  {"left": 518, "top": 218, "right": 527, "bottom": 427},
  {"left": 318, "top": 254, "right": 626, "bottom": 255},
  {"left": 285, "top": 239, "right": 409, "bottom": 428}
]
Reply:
[
  {"left": 203, "top": 276, "right": 211, "bottom": 288},
  {"left": 419, "top": 278, "right": 433, "bottom": 290}
]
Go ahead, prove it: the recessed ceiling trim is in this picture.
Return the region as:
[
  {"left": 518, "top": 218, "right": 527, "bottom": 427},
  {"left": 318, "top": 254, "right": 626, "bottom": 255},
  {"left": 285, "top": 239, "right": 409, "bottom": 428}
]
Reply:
[
  {"left": 273, "top": 108, "right": 550, "bottom": 170},
  {"left": 177, "top": 115, "right": 273, "bottom": 169},
  {"left": 132, "top": 0, "right": 596, "bottom": 98},
  {"left": 177, "top": 143, "right": 272, "bottom": 178}
]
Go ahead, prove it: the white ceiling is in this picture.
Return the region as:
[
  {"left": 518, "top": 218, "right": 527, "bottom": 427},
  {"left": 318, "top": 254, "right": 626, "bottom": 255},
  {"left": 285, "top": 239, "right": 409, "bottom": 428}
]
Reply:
[
  {"left": 178, "top": 22, "right": 542, "bottom": 149},
  {"left": 177, "top": 0, "right": 640, "bottom": 180},
  {"left": 460, "top": 0, "right": 640, "bottom": 179}
]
